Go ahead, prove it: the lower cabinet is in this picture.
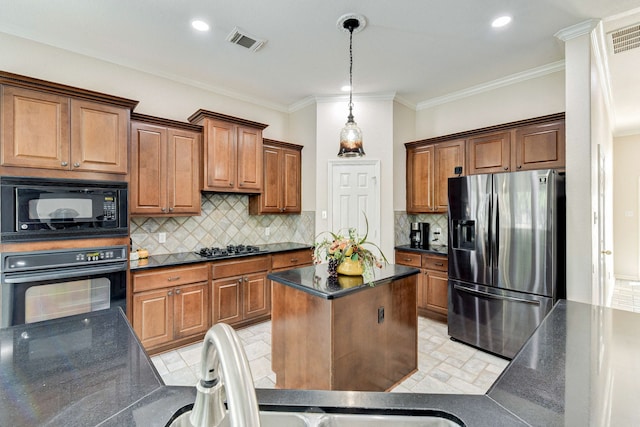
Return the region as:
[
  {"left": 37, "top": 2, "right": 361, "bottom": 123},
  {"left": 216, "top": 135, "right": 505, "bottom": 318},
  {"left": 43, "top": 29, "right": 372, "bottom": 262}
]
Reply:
[
  {"left": 131, "top": 264, "right": 210, "bottom": 353},
  {"left": 211, "top": 256, "right": 271, "bottom": 328},
  {"left": 395, "top": 250, "right": 449, "bottom": 321}
]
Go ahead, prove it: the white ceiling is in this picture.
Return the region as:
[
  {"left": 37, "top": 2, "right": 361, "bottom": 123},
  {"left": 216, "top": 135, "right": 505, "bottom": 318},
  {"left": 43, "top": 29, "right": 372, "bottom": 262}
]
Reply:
[{"left": 1, "top": 0, "right": 640, "bottom": 132}]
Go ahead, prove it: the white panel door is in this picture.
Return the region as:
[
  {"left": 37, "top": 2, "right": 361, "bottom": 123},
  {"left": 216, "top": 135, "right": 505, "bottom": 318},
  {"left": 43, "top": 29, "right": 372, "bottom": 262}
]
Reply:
[{"left": 328, "top": 160, "right": 380, "bottom": 246}]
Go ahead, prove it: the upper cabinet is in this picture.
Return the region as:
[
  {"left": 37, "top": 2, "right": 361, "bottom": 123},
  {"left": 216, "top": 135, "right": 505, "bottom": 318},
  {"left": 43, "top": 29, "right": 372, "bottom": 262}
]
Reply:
[
  {"left": 406, "top": 113, "right": 565, "bottom": 213},
  {"left": 0, "top": 72, "right": 137, "bottom": 179},
  {"left": 130, "top": 114, "right": 202, "bottom": 216},
  {"left": 406, "top": 139, "right": 464, "bottom": 214},
  {"left": 249, "top": 139, "right": 303, "bottom": 215},
  {"left": 467, "top": 118, "right": 565, "bottom": 174},
  {"left": 188, "top": 109, "right": 268, "bottom": 193}
]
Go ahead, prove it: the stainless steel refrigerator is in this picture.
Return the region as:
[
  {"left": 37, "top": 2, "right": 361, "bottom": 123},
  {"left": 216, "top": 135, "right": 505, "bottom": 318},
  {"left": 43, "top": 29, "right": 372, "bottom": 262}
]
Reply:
[{"left": 447, "top": 169, "right": 565, "bottom": 359}]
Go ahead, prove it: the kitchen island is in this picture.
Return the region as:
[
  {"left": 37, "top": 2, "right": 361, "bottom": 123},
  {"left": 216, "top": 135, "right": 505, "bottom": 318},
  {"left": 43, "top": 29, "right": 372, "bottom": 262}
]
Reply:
[{"left": 268, "top": 264, "right": 419, "bottom": 391}]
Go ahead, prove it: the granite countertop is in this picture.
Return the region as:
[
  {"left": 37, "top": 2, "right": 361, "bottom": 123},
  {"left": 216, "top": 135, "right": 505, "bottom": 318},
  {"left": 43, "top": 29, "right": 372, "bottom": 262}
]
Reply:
[
  {"left": 130, "top": 242, "right": 312, "bottom": 271},
  {"left": 3, "top": 300, "right": 639, "bottom": 426},
  {"left": 267, "top": 264, "right": 420, "bottom": 299},
  {"left": 395, "top": 244, "right": 448, "bottom": 256}
]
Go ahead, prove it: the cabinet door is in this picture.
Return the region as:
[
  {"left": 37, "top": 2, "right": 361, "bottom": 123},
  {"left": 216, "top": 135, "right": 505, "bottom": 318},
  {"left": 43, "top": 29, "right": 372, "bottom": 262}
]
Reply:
[
  {"left": 1, "top": 86, "right": 70, "bottom": 170},
  {"left": 130, "top": 122, "right": 167, "bottom": 215},
  {"left": 243, "top": 272, "right": 270, "bottom": 320},
  {"left": 514, "top": 120, "right": 565, "bottom": 171},
  {"left": 70, "top": 99, "right": 128, "bottom": 174},
  {"left": 203, "top": 119, "right": 236, "bottom": 190},
  {"left": 406, "top": 145, "right": 434, "bottom": 213},
  {"left": 167, "top": 129, "right": 201, "bottom": 215},
  {"left": 133, "top": 288, "right": 173, "bottom": 348},
  {"left": 282, "top": 147, "right": 302, "bottom": 213},
  {"left": 467, "top": 132, "right": 511, "bottom": 175},
  {"left": 434, "top": 139, "right": 465, "bottom": 212},
  {"left": 426, "top": 269, "right": 449, "bottom": 316},
  {"left": 174, "top": 282, "right": 209, "bottom": 339},
  {"left": 212, "top": 277, "right": 242, "bottom": 325},
  {"left": 258, "top": 145, "right": 282, "bottom": 213},
  {"left": 236, "top": 126, "right": 263, "bottom": 191}
]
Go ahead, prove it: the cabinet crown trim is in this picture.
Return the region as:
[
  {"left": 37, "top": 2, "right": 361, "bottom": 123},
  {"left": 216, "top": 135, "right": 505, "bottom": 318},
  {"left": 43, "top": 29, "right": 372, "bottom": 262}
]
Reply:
[
  {"left": 188, "top": 109, "right": 269, "bottom": 130},
  {"left": 131, "top": 113, "right": 203, "bottom": 132},
  {"left": 0, "top": 70, "right": 139, "bottom": 109},
  {"left": 405, "top": 112, "right": 565, "bottom": 148},
  {"left": 263, "top": 138, "right": 303, "bottom": 151}
]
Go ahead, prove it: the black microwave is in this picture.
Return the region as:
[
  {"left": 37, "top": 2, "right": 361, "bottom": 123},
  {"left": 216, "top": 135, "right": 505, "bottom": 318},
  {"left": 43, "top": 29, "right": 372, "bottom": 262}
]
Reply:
[{"left": 0, "top": 177, "right": 128, "bottom": 242}]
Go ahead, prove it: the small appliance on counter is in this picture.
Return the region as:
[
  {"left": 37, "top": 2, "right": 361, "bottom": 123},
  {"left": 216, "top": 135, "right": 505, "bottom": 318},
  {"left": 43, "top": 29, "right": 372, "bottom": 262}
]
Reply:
[{"left": 409, "top": 222, "right": 430, "bottom": 249}]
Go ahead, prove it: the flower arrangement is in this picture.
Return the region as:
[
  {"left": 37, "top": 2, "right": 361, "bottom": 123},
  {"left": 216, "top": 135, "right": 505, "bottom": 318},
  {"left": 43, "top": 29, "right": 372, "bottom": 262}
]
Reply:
[{"left": 313, "top": 215, "right": 388, "bottom": 283}]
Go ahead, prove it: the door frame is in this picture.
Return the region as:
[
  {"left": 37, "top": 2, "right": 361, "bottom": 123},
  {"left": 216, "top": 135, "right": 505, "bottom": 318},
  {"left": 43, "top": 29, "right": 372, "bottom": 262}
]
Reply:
[{"left": 327, "top": 159, "right": 381, "bottom": 246}]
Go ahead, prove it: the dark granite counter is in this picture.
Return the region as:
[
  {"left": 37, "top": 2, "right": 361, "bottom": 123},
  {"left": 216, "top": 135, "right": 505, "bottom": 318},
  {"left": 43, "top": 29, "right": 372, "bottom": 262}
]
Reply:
[
  {"left": 395, "top": 244, "right": 448, "bottom": 256},
  {"left": 4, "top": 300, "right": 639, "bottom": 426},
  {"left": 267, "top": 264, "right": 420, "bottom": 299},
  {"left": 130, "top": 241, "right": 312, "bottom": 271}
]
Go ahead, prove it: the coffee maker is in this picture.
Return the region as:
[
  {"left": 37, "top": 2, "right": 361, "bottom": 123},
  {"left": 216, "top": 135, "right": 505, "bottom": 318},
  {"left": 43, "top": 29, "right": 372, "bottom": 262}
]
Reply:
[{"left": 409, "top": 222, "right": 430, "bottom": 249}]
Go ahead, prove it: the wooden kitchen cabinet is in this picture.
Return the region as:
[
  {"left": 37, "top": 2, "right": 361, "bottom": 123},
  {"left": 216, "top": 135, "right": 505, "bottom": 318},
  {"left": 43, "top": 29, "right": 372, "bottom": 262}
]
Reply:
[
  {"left": 395, "top": 250, "right": 448, "bottom": 321},
  {"left": 1, "top": 80, "right": 135, "bottom": 178},
  {"left": 211, "top": 256, "right": 271, "bottom": 327},
  {"left": 131, "top": 264, "right": 209, "bottom": 353},
  {"left": 467, "top": 118, "right": 565, "bottom": 174},
  {"left": 249, "top": 139, "right": 303, "bottom": 214},
  {"left": 406, "top": 139, "right": 464, "bottom": 214},
  {"left": 188, "top": 109, "right": 268, "bottom": 193},
  {"left": 130, "top": 114, "right": 202, "bottom": 216}
]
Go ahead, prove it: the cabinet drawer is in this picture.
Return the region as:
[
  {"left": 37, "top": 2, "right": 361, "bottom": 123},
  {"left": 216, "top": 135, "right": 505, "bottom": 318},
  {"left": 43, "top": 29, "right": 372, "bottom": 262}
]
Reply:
[
  {"left": 423, "top": 255, "right": 448, "bottom": 272},
  {"left": 271, "top": 249, "right": 313, "bottom": 270},
  {"left": 212, "top": 255, "right": 270, "bottom": 278},
  {"left": 395, "top": 251, "right": 422, "bottom": 268},
  {"left": 133, "top": 264, "right": 208, "bottom": 292}
]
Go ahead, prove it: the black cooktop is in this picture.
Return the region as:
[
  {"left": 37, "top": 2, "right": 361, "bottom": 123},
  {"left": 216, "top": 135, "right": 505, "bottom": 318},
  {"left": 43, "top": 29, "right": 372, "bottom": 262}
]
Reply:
[{"left": 196, "top": 244, "right": 265, "bottom": 259}]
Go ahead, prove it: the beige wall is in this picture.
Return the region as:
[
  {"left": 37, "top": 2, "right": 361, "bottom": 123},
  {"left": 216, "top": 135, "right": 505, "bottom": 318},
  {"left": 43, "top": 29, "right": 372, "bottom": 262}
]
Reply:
[
  {"left": 288, "top": 103, "right": 317, "bottom": 211},
  {"left": 392, "top": 101, "right": 416, "bottom": 210},
  {"left": 613, "top": 134, "right": 640, "bottom": 280}
]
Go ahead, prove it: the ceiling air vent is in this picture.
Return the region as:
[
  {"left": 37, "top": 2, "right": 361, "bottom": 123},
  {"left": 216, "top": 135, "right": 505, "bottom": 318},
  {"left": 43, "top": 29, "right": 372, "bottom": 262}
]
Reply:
[
  {"left": 226, "top": 27, "right": 266, "bottom": 52},
  {"left": 609, "top": 23, "right": 640, "bottom": 54}
]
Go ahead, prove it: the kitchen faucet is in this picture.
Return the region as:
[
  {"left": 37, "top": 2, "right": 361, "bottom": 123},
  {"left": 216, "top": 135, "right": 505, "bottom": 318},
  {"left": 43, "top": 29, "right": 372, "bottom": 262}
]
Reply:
[{"left": 189, "top": 323, "right": 260, "bottom": 427}]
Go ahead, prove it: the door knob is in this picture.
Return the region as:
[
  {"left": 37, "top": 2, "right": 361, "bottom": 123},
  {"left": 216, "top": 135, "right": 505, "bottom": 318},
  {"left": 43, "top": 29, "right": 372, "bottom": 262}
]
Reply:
[{"left": 601, "top": 250, "right": 612, "bottom": 255}]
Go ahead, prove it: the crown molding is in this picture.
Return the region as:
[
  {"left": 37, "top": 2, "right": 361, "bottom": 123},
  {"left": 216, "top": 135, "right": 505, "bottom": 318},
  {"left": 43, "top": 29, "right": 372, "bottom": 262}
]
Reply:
[
  {"left": 415, "top": 61, "right": 565, "bottom": 111},
  {"left": 554, "top": 19, "right": 600, "bottom": 41}
]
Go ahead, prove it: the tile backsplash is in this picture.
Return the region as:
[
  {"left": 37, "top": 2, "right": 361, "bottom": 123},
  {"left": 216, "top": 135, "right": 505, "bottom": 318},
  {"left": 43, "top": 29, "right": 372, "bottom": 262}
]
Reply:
[
  {"left": 130, "top": 193, "right": 315, "bottom": 255},
  {"left": 394, "top": 211, "right": 448, "bottom": 247}
]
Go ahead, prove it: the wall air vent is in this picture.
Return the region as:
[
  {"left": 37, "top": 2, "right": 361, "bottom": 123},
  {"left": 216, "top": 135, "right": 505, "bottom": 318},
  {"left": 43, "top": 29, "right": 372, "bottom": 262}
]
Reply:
[
  {"left": 226, "top": 27, "right": 266, "bottom": 52},
  {"left": 609, "top": 23, "right": 640, "bottom": 54}
]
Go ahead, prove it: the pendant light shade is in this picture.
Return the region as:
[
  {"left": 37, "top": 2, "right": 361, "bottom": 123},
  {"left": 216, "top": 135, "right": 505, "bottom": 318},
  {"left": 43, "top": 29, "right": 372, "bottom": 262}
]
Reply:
[{"left": 338, "top": 15, "right": 365, "bottom": 157}]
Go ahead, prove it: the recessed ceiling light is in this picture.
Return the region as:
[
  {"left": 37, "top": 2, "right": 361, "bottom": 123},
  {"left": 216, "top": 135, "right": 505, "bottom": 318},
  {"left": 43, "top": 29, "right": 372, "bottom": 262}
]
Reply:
[
  {"left": 491, "top": 15, "right": 512, "bottom": 28},
  {"left": 191, "top": 20, "right": 210, "bottom": 32},
  {"left": 341, "top": 85, "right": 351, "bottom": 92}
]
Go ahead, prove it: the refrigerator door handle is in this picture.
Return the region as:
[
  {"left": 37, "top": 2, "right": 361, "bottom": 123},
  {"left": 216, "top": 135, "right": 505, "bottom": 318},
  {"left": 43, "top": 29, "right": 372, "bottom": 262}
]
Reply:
[{"left": 453, "top": 284, "right": 541, "bottom": 306}]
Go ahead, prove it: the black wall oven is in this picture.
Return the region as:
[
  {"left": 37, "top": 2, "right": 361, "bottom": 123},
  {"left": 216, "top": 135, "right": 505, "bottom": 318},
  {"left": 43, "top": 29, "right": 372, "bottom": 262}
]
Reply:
[
  {"left": 0, "top": 176, "right": 128, "bottom": 242},
  {"left": 1, "top": 246, "right": 127, "bottom": 328}
]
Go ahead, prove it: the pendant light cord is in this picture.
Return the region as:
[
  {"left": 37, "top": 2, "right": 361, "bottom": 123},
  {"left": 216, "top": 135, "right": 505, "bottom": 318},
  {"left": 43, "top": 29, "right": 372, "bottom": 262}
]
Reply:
[{"left": 348, "top": 26, "right": 354, "bottom": 120}]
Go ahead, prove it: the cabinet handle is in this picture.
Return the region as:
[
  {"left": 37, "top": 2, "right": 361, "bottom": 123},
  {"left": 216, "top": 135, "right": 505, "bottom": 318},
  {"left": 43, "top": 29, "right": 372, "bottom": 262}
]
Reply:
[
  {"left": 161, "top": 207, "right": 166, "bottom": 212},
  {"left": 168, "top": 291, "right": 173, "bottom": 296},
  {"left": 517, "top": 165, "right": 522, "bottom": 169},
  {"left": 229, "top": 182, "right": 234, "bottom": 186},
  {"left": 61, "top": 161, "right": 68, "bottom": 167},
  {"left": 504, "top": 167, "right": 509, "bottom": 170},
  {"left": 167, "top": 276, "right": 180, "bottom": 281},
  {"left": 244, "top": 277, "right": 249, "bottom": 282},
  {"left": 290, "top": 258, "right": 298, "bottom": 263},
  {"left": 238, "top": 279, "right": 243, "bottom": 284},
  {"left": 403, "top": 258, "right": 413, "bottom": 262},
  {"left": 434, "top": 262, "right": 444, "bottom": 267},
  {"left": 73, "top": 162, "right": 80, "bottom": 168},
  {"left": 175, "top": 289, "right": 181, "bottom": 294},
  {"left": 280, "top": 208, "right": 285, "bottom": 212},
  {"left": 239, "top": 183, "right": 243, "bottom": 187},
  {"left": 169, "top": 207, "right": 174, "bottom": 212}
]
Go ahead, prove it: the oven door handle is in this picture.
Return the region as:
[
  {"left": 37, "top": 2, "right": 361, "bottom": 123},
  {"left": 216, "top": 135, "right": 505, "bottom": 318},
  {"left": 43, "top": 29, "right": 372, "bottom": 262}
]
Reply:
[{"left": 3, "top": 262, "right": 128, "bottom": 284}]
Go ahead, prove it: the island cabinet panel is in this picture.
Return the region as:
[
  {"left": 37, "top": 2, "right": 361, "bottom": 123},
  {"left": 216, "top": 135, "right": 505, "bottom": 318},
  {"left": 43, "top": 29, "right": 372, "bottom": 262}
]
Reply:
[
  {"left": 131, "top": 264, "right": 209, "bottom": 354},
  {"left": 271, "top": 274, "right": 417, "bottom": 391},
  {"left": 211, "top": 256, "right": 270, "bottom": 328}
]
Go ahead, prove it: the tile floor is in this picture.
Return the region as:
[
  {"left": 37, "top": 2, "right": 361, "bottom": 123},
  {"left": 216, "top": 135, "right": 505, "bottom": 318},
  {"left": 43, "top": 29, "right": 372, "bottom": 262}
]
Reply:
[
  {"left": 611, "top": 279, "right": 640, "bottom": 313},
  {"left": 151, "top": 316, "right": 510, "bottom": 394}
]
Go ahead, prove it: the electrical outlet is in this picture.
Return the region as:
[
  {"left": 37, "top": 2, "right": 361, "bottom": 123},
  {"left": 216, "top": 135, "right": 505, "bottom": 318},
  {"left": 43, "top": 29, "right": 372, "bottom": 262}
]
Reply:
[
  {"left": 158, "top": 232, "right": 166, "bottom": 243},
  {"left": 433, "top": 227, "right": 442, "bottom": 235},
  {"left": 265, "top": 227, "right": 270, "bottom": 236},
  {"left": 321, "top": 210, "right": 327, "bottom": 219}
]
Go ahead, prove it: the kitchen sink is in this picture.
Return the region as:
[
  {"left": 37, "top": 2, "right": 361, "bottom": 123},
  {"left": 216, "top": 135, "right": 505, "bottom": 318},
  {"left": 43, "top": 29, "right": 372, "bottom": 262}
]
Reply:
[{"left": 166, "top": 404, "right": 463, "bottom": 427}]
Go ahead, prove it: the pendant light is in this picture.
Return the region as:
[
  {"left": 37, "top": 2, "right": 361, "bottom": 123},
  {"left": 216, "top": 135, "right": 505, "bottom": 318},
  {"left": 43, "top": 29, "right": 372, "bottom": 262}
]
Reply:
[{"left": 337, "top": 14, "right": 366, "bottom": 157}]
